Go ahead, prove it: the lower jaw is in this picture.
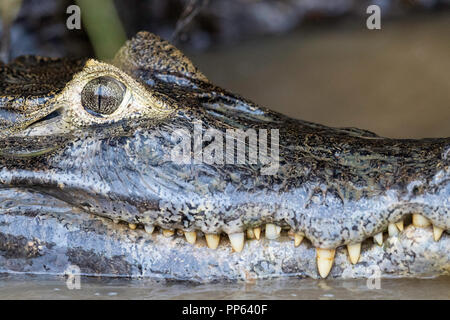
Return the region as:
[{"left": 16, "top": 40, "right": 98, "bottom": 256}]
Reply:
[{"left": 0, "top": 203, "right": 448, "bottom": 281}]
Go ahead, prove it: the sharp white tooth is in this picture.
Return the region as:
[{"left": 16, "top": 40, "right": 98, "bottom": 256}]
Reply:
[
  {"left": 316, "top": 248, "right": 335, "bottom": 278},
  {"left": 347, "top": 243, "right": 361, "bottom": 264},
  {"left": 254, "top": 227, "right": 261, "bottom": 240},
  {"left": 388, "top": 223, "right": 399, "bottom": 237},
  {"left": 265, "top": 223, "right": 281, "bottom": 240},
  {"left": 294, "top": 232, "right": 304, "bottom": 247},
  {"left": 144, "top": 224, "right": 154, "bottom": 234},
  {"left": 113, "top": 219, "right": 119, "bottom": 224},
  {"left": 373, "top": 232, "right": 383, "bottom": 246},
  {"left": 433, "top": 226, "right": 444, "bottom": 241},
  {"left": 185, "top": 231, "right": 197, "bottom": 244},
  {"left": 246, "top": 229, "right": 255, "bottom": 239},
  {"left": 205, "top": 234, "right": 220, "bottom": 249},
  {"left": 228, "top": 232, "right": 245, "bottom": 252},
  {"left": 413, "top": 214, "right": 431, "bottom": 227},
  {"left": 162, "top": 229, "right": 175, "bottom": 237},
  {"left": 395, "top": 220, "right": 404, "bottom": 231},
  {"left": 128, "top": 223, "right": 137, "bottom": 230}
]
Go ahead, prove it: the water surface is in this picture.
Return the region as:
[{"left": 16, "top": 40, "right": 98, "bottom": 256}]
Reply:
[{"left": 0, "top": 275, "right": 449, "bottom": 299}]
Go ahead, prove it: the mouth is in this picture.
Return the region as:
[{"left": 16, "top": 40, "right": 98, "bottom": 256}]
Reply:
[
  {"left": 0, "top": 181, "right": 448, "bottom": 281},
  {"left": 90, "top": 207, "right": 450, "bottom": 279},
  {"left": 0, "top": 187, "right": 448, "bottom": 281}
]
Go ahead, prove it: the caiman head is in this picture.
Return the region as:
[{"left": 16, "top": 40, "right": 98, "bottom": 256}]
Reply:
[{"left": 0, "top": 32, "right": 449, "bottom": 278}]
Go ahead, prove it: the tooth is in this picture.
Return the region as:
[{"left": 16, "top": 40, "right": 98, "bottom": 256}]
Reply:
[
  {"left": 162, "top": 229, "right": 175, "bottom": 237},
  {"left": 128, "top": 223, "right": 137, "bottom": 230},
  {"left": 246, "top": 229, "right": 255, "bottom": 239},
  {"left": 373, "top": 232, "right": 383, "bottom": 246},
  {"left": 265, "top": 224, "right": 281, "bottom": 240},
  {"left": 413, "top": 214, "right": 431, "bottom": 227},
  {"left": 388, "top": 223, "right": 399, "bottom": 237},
  {"left": 347, "top": 243, "right": 361, "bottom": 264},
  {"left": 185, "top": 231, "right": 197, "bottom": 244},
  {"left": 254, "top": 227, "right": 261, "bottom": 240},
  {"left": 294, "top": 232, "right": 304, "bottom": 247},
  {"left": 395, "top": 220, "right": 404, "bottom": 231},
  {"left": 113, "top": 219, "right": 119, "bottom": 224},
  {"left": 316, "top": 248, "right": 335, "bottom": 278},
  {"left": 228, "top": 232, "right": 245, "bottom": 252},
  {"left": 433, "top": 226, "right": 444, "bottom": 241},
  {"left": 205, "top": 234, "right": 220, "bottom": 249},
  {"left": 144, "top": 224, "right": 154, "bottom": 234}
]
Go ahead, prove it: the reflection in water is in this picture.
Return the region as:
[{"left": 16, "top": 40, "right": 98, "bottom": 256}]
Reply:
[{"left": 0, "top": 274, "right": 449, "bottom": 299}]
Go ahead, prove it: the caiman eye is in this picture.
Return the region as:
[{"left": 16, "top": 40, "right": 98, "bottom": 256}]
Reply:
[{"left": 81, "top": 76, "right": 126, "bottom": 116}]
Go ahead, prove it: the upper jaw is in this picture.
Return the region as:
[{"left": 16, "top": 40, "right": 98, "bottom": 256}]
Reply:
[
  {"left": 1, "top": 115, "right": 449, "bottom": 279},
  {"left": 4, "top": 121, "right": 450, "bottom": 237}
]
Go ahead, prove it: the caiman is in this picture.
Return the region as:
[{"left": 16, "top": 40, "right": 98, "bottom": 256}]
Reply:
[{"left": 0, "top": 32, "right": 448, "bottom": 281}]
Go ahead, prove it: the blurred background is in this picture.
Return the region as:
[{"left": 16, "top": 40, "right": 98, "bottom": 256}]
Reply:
[{"left": 1, "top": 0, "right": 449, "bottom": 138}]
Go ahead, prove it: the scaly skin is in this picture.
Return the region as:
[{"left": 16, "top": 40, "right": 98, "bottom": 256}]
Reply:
[{"left": 0, "top": 32, "right": 448, "bottom": 280}]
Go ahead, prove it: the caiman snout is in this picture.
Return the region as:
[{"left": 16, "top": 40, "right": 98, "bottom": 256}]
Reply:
[{"left": 0, "top": 31, "right": 448, "bottom": 280}]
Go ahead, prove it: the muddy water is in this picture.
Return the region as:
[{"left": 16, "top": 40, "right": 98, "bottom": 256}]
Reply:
[
  {"left": 0, "top": 275, "right": 449, "bottom": 299},
  {"left": 2, "top": 15, "right": 450, "bottom": 299},
  {"left": 192, "top": 14, "right": 450, "bottom": 139}
]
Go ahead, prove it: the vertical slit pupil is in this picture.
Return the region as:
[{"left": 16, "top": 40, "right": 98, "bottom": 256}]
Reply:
[
  {"left": 97, "top": 84, "right": 103, "bottom": 109},
  {"left": 81, "top": 76, "right": 126, "bottom": 116}
]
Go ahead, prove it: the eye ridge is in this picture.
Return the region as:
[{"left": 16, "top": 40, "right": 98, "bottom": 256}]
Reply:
[{"left": 81, "top": 76, "right": 126, "bottom": 117}]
